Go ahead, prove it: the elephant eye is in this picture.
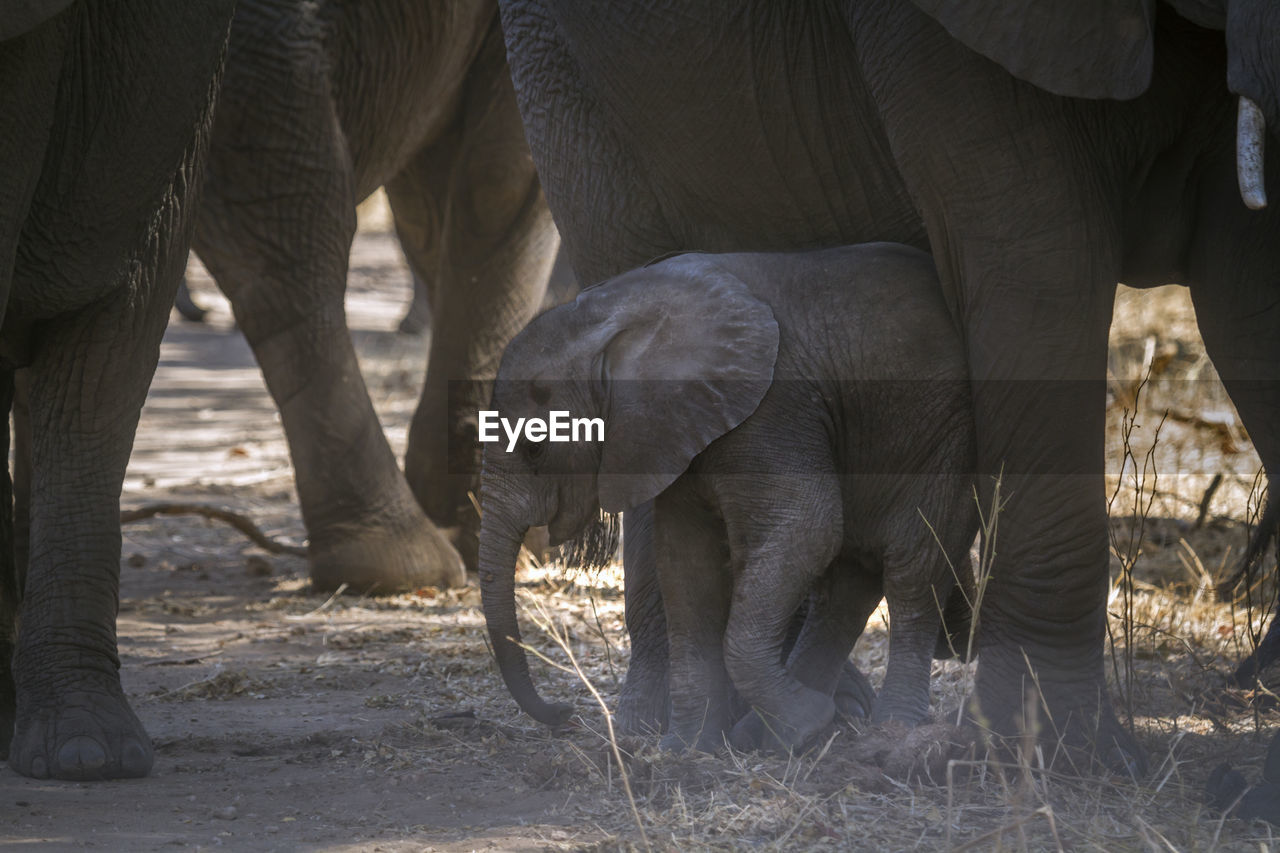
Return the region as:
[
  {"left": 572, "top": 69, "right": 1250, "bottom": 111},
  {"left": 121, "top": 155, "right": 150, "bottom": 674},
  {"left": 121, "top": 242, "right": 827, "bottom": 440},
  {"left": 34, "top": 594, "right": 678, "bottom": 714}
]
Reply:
[{"left": 522, "top": 439, "right": 545, "bottom": 462}]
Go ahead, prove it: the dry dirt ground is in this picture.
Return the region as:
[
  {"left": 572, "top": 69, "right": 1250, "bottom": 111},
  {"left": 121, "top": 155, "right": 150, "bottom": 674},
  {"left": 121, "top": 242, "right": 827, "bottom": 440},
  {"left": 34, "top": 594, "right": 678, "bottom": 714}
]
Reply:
[{"left": 4, "top": 204, "right": 1280, "bottom": 851}]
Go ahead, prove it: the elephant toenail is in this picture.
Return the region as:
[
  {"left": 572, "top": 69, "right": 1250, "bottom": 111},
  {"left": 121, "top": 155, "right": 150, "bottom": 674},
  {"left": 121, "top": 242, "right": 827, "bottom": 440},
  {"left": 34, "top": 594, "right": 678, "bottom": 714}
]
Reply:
[
  {"left": 122, "top": 741, "right": 152, "bottom": 776},
  {"left": 29, "top": 756, "right": 49, "bottom": 779},
  {"left": 59, "top": 736, "right": 106, "bottom": 775}
]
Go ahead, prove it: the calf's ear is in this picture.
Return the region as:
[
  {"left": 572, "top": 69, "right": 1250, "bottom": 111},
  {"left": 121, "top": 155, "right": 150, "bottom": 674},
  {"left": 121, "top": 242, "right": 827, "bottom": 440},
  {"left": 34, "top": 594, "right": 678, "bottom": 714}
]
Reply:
[
  {"left": 577, "top": 256, "right": 778, "bottom": 513},
  {"left": 910, "top": 0, "right": 1155, "bottom": 100}
]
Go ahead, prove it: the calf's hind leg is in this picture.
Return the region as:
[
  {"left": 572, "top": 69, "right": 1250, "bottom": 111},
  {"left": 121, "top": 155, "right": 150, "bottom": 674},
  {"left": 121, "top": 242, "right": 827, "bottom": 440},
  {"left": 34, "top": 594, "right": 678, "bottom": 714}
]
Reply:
[{"left": 780, "top": 566, "right": 882, "bottom": 722}]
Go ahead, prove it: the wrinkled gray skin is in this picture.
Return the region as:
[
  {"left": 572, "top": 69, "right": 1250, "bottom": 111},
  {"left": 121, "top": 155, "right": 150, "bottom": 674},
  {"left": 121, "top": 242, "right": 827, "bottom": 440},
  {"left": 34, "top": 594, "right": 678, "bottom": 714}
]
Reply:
[
  {"left": 397, "top": 243, "right": 579, "bottom": 335},
  {"left": 177, "top": 234, "right": 578, "bottom": 333},
  {"left": 0, "top": 0, "right": 234, "bottom": 779},
  {"left": 190, "top": 0, "right": 560, "bottom": 592},
  {"left": 479, "top": 245, "right": 978, "bottom": 753},
  {"left": 500, "top": 0, "right": 1280, "bottom": 768}
]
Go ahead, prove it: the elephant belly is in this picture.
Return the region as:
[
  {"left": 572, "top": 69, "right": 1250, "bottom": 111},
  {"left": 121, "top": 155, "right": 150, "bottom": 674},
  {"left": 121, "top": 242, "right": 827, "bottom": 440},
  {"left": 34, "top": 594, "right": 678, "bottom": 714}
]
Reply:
[
  {"left": 547, "top": 0, "right": 924, "bottom": 256},
  {"left": 228, "top": 0, "right": 496, "bottom": 203}
]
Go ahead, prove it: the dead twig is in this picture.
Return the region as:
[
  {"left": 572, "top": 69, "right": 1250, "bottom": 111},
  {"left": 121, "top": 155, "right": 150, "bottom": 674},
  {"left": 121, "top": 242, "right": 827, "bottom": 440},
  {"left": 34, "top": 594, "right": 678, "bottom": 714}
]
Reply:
[
  {"left": 1192, "top": 473, "right": 1223, "bottom": 532},
  {"left": 287, "top": 582, "right": 350, "bottom": 619},
  {"left": 121, "top": 502, "right": 307, "bottom": 557}
]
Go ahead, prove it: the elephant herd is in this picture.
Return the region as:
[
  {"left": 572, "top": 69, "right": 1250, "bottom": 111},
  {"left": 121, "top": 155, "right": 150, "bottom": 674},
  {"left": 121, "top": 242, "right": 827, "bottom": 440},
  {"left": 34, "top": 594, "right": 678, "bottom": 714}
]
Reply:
[{"left": 1, "top": 0, "right": 1279, "bottom": 783}]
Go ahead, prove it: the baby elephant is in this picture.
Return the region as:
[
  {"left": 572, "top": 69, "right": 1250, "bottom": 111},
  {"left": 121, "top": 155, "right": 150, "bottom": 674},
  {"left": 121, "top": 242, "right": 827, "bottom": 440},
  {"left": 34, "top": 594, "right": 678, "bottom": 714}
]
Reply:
[{"left": 477, "top": 243, "right": 977, "bottom": 753}]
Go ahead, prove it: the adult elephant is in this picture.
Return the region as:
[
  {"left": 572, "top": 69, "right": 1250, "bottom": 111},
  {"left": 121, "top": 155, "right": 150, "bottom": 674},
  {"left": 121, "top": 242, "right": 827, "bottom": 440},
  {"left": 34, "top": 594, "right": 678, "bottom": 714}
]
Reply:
[
  {"left": 191, "top": 0, "right": 560, "bottom": 592},
  {"left": 496, "top": 0, "right": 1280, "bottom": 764},
  {"left": 0, "top": 0, "right": 235, "bottom": 779}
]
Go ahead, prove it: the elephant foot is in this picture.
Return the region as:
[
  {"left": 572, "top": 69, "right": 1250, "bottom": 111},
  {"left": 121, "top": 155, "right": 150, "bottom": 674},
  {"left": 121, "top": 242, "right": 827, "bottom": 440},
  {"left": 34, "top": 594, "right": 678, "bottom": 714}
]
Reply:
[
  {"left": 832, "top": 661, "right": 875, "bottom": 720},
  {"left": 309, "top": 513, "right": 466, "bottom": 594},
  {"left": 1090, "top": 709, "right": 1146, "bottom": 777},
  {"left": 852, "top": 721, "right": 976, "bottom": 783},
  {"left": 9, "top": 676, "right": 153, "bottom": 780},
  {"left": 970, "top": 670, "right": 1147, "bottom": 777},
  {"left": 728, "top": 689, "right": 835, "bottom": 754}
]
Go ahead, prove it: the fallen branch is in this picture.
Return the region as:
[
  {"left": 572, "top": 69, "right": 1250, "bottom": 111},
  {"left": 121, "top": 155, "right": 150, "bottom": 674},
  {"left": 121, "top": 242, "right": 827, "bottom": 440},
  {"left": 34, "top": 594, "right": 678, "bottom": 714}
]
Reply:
[
  {"left": 1165, "top": 409, "right": 1247, "bottom": 452},
  {"left": 120, "top": 502, "right": 308, "bottom": 557}
]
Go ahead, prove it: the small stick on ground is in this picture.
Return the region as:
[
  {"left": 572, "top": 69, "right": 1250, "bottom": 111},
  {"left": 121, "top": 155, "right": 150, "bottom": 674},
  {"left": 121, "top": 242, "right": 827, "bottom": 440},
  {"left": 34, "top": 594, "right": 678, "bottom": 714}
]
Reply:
[
  {"left": 121, "top": 502, "right": 308, "bottom": 557},
  {"left": 1193, "top": 473, "right": 1223, "bottom": 532}
]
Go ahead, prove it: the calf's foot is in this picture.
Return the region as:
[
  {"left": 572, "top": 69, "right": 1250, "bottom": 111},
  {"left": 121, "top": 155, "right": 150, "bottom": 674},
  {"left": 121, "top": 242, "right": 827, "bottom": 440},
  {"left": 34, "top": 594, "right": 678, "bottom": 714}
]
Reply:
[
  {"left": 832, "top": 661, "right": 875, "bottom": 720},
  {"left": 728, "top": 688, "right": 835, "bottom": 754}
]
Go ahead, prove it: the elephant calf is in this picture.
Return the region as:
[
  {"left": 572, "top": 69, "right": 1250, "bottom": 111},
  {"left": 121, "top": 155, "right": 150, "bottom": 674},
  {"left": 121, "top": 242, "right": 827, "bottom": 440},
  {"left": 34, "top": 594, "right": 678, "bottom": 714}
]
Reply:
[{"left": 478, "top": 243, "right": 977, "bottom": 753}]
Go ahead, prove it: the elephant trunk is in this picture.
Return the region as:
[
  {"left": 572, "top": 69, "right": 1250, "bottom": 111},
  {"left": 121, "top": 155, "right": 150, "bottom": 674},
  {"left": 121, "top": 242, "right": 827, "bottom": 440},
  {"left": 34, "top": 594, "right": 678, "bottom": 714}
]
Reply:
[
  {"left": 478, "top": 509, "right": 573, "bottom": 726},
  {"left": 1238, "top": 96, "right": 1268, "bottom": 210}
]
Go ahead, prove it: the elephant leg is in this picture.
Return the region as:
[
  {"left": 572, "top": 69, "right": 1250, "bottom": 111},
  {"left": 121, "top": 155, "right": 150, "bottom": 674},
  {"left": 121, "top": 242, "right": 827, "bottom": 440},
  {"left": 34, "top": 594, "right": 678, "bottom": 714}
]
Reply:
[
  {"left": 615, "top": 501, "right": 671, "bottom": 735},
  {"left": 2, "top": 0, "right": 231, "bottom": 781},
  {"left": 193, "top": 14, "right": 463, "bottom": 594},
  {"left": 722, "top": 472, "right": 844, "bottom": 754},
  {"left": 11, "top": 372, "right": 30, "bottom": 594},
  {"left": 384, "top": 118, "right": 448, "bottom": 340},
  {"left": 401, "top": 22, "right": 559, "bottom": 571},
  {"left": 781, "top": 565, "right": 882, "bottom": 722},
  {"left": 9, "top": 171, "right": 209, "bottom": 776},
  {"left": 878, "top": 470, "right": 980, "bottom": 723},
  {"left": 935, "top": 554, "right": 976, "bottom": 662},
  {"left": 498, "top": 0, "right": 678, "bottom": 287},
  {"left": 10, "top": 285, "right": 175, "bottom": 780},
  {"left": 847, "top": 0, "right": 1133, "bottom": 768},
  {"left": 875, "top": 557, "right": 954, "bottom": 725},
  {"left": 951, "top": 235, "right": 1119, "bottom": 761},
  {"left": 652, "top": 483, "right": 733, "bottom": 753},
  {"left": 7, "top": 80, "right": 222, "bottom": 768},
  {"left": 1185, "top": 161, "right": 1280, "bottom": 685},
  {"left": 0, "top": 371, "right": 33, "bottom": 759}
]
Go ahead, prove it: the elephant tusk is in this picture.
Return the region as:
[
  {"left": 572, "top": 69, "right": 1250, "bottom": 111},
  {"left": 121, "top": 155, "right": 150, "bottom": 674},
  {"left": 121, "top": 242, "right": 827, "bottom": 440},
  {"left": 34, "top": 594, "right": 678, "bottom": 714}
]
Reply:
[{"left": 1238, "top": 96, "right": 1268, "bottom": 210}]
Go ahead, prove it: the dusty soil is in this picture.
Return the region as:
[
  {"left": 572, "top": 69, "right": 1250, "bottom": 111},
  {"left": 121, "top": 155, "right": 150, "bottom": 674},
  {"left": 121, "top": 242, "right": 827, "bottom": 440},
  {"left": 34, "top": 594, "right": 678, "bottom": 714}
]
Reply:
[
  {"left": 2, "top": 228, "right": 626, "bottom": 852},
  {"left": 3, "top": 210, "right": 1280, "bottom": 851}
]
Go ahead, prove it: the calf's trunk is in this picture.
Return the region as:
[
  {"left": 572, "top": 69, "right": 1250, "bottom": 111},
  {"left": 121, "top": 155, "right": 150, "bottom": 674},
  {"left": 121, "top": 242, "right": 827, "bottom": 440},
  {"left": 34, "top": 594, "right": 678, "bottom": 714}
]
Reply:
[{"left": 478, "top": 511, "right": 573, "bottom": 725}]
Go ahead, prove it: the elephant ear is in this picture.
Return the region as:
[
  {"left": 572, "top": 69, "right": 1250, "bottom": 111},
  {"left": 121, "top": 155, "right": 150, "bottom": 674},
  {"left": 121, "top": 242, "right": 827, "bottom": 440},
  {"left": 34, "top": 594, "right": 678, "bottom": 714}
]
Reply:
[
  {"left": 911, "top": 0, "right": 1155, "bottom": 100},
  {"left": 582, "top": 255, "right": 779, "bottom": 514},
  {"left": 0, "top": 0, "right": 75, "bottom": 41}
]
